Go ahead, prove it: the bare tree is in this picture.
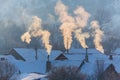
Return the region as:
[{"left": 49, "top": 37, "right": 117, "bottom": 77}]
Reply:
[
  {"left": 91, "top": 60, "right": 105, "bottom": 80},
  {"left": 0, "top": 59, "right": 19, "bottom": 80},
  {"left": 48, "top": 66, "right": 86, "bottom": 80}
]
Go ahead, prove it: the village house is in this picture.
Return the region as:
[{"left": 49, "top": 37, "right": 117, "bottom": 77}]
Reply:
[
  {"left": 8, "top": 48, "right": 103, "bottom": 72},
  {"left": 2, "top": 48, "right": 120, "bottom": 79}
]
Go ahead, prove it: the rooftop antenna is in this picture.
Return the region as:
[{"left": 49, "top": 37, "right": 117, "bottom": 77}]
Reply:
[{"left": 47, "top": 54, "right": 50, "bottom": 61}]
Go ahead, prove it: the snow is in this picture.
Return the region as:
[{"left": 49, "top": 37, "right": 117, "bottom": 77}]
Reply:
[
  {"left": 13, "top": 48, "right": 62, "bottom": 61},
  {"left": 53, "top": 48, "right": 120, "bottom": 75},
  {"left": 14, "top": 60, "right": 46, "bottom": 73},
  {"left": 65, "top": 48, "right": 101, "bottom": 54},
  {"left": 65, "top": 54, "right": 84, "bottom": 60},
  {"left": 114, "top": 48, "right": 120, "bottom": 55},
  {"left": 5, "top": 48, "right": 62, "bottom": 74},
  {"left": 104, "top": 55, "right": 120, "bottom": 73},
  {"left": 2, "top": 48, "right": 120, "bottom": 79},
  {"left": 21, "top": 73, "right": 46, "bottom": 80}
]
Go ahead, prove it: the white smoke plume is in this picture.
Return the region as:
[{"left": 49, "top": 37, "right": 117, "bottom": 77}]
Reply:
[
  {"left": 55, "top": 0, "right": 76, "bottom": 50},
  {"left": 74, "top": 6, "right": 90, "bottom": 48},
  {"left": 41, "top": 30, "right": 52, "bottom": 55},
  {"left": 28, "top": 16, "right": 42, "bottom": 37},
  {"left": 21, "top": 32, "right": 31, "bottom": 44},
  {"left": 75, "top": 29, "right": 89, "bottom": 48},
  {"left": 21, "top": 16, "right": 52, "bottom": 55},
  {"left": 91, "top": 21, "right": 104, "bottom": 53}
]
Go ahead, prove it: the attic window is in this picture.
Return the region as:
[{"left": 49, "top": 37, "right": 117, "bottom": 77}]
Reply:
[{"left": 55, "top": 54, "right": 68, "bottom": 60}]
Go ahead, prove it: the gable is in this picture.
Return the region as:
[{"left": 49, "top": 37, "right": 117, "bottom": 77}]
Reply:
[
  {"left": 55, "top": 54, "right": 68, "bottom": 60},
  {"left": 101, "top": 64, "right": 120, "bottom": 80},
  {"left": 9, "top": 49, "right": 26, "bottom": 61},
  {"left": 9, "top": 48, "right": 62, "bottom": 61}
]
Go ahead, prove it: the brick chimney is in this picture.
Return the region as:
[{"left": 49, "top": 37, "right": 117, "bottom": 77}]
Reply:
[
  {"left": 109, "top": 55, "right": 113, "bottom": 60},
  {"left": 66, "top": 49, "right": 69, "bottom": 53},
  {"left": 46, "top": 55, "right": 51, "bottom": 72}
]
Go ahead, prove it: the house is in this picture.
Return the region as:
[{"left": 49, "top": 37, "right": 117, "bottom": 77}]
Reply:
[
  {"left": 65, "top": 48, "right": 102, "bottom": 54},
  {"left": 8, "top": 48, "right": 62, "bottom": 74},
  {"left": 8, "top": 48, "right": 62, "bottom": 61},
  {"left": 101, "top": 64, "right": 120, "bottom": 80},
  {"left": 8, "top": 48, "right": 107, "bottom": 74},
  {"left": 52, "top": 48, "right": 108, "bottom": 75},
  {"left": 6, "top": 48, "right": 120, "bottom": 80},
  {"left": 0, "top": 54, "right": 16, "bottom": 62}
]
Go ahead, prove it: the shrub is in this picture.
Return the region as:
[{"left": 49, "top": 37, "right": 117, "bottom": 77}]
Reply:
[
  {"left": 48, "top": 66, "right": 86, "bottom": 80},
  {"left": 0, "top": 60, "right": 19, "bottom": 80}
]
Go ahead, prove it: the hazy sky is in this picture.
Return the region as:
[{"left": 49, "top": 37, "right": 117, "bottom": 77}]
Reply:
[{"left": 0, "top": 0, "right": 120, "bottom": 51}]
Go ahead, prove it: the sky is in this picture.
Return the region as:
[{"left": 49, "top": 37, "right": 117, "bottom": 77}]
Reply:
[{"left": 0, "top": 0, "right": 120, "bottom": 52}]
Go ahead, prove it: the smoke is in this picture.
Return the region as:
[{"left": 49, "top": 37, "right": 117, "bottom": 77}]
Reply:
[
  {"left": 74, "top": 6, "right": 90, "bottom": 28},
  {"left": 74, "top": 6, "right": 90, "bottom": 48},
  {"left": 103, "top": 0, "right": 120, "bottom": 38},
  {"left": 55, "top": 0, "right": 76, "bottom": 50},
  {"left": 28, "top": 16, "right": 42, "bottom": 37},
  {"left": 1, "top": 0, "right": 115, "bottom": 52},
  {"left": 91, "top": 21, "right": 104, "bottom": 53},
  {"left": 0, "top": 0, "right": 33, "bottom": 27},
  {"left": 75, "top": 29, "right": 89, "bottom": 48},
  {"left": 21, "top": 16, "right": 52, "bottom": 55},
  {"left": 21, "top": 16, "right": 42, "bottom": 43},
  {"left": 21, "top": 32, "right": 31, "bottom": 44},
  {"left": 41, "top": 30, "right": 52, "bottom": 55}
]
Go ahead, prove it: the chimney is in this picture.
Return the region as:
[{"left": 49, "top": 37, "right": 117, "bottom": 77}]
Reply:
[
  {"left": 35, "top": 47, "right": 38, "bottom": 60},
  {"left": 26, "top": 43, "right": 29, "bottom": 48},
  {"left": 47, "top": 55, "right": 50, "bottom": 61},
  {"left": 46, "top": 55, "right": 51, "bottom": 72},
  {"left": 85, "top": 48, "right": 88, "bottom": 62},
  {"left": 109, "top": 55, "right": 113, "bottom": 60},
  {"left": 66, "top": 38, "right": 69, "bottom": 53},
  {"left": 66, "top": 49, "right": 69, "bottom": 53}
]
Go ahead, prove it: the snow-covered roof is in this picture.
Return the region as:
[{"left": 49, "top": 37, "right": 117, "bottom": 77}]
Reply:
[
  {"left": 52, "top": 52, "right": 108, "bottom": 75},
  {"left": 7, "top": 48, "right": 62, "bottom": 73},
  {"left": 20, "top": 73, "right": 46, "bottom": 80},
  {"left": 65, "top": 48, "right": 102, "bottom": 54},
  {"left": 104, "top": 55, "right": 120, "bottom": 73},
  {"left": 114, "top": 48, "right": 120, "bottom": 55},
  {"left": 64, "top": 54, "right": 84, "bottom": 60},
  {"left": 63, "top": 48, "right": 103, "bottom": 61},
  {"left": 12, "top": 48, "right": 62, "bottom": 61},
  {"left": 5, "top": 48, "right": 120, "bottom": 76}
]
